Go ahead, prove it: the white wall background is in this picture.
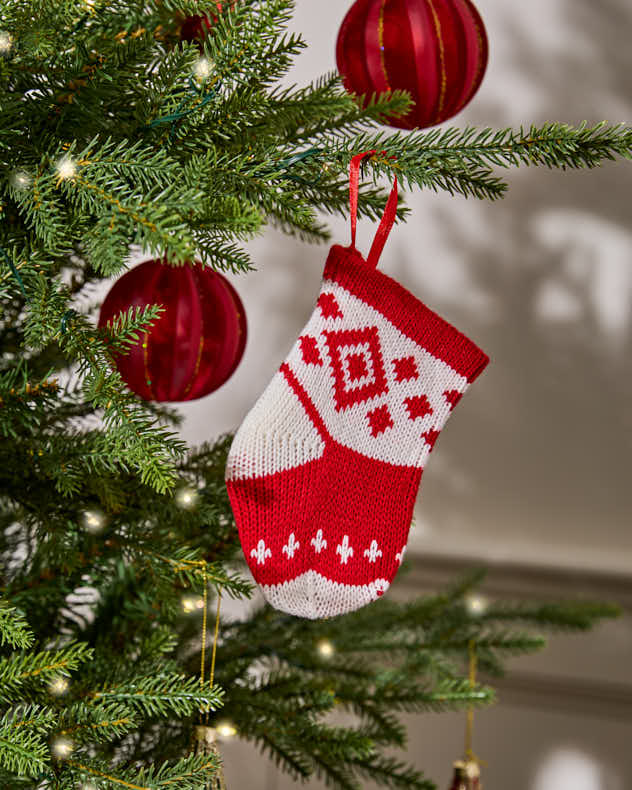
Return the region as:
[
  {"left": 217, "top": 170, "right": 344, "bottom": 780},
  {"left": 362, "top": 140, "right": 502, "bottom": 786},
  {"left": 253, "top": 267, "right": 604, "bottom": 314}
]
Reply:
[
  {"left": 179, "top": 0, "right": 632, "bottom": 574},
  {"left": 171, "top": 1, "right": 632, "bottom": 787}
]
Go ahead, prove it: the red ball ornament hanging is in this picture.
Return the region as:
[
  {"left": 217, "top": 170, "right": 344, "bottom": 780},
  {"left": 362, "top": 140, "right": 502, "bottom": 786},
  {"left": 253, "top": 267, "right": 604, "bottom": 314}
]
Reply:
[
  {"left": 178, "top": 2, "right": 235, "bottom": 45},
  {"left": 178, "top": 14, "right": 214, "bottom": 44},
  {"left": 448, "top": 759, "right": 481, "bottom": 790},
  {"left": 336, "top": 0, "right": 488, "bottom": 130},
  {"left": 98, "top": 259, "right": 247, "bottom": 403}
]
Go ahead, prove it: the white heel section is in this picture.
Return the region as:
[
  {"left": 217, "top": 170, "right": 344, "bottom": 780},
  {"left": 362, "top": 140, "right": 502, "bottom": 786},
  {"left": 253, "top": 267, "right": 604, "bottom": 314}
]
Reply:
[{"left": 226, "top": 370, "right": 325, "bottom": 481}]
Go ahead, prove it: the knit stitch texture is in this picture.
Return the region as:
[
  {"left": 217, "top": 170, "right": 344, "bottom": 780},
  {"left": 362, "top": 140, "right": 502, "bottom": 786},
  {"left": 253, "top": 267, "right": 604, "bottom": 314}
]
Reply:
[{"left": 226, "top": 242, "right": 489, "bottom": 619}]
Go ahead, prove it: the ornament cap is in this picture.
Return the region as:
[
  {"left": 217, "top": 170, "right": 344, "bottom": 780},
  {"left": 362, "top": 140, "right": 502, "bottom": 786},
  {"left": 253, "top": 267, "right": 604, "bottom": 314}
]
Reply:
[
  {"left": 448, "top": 759, "right": 481, "bottom": 790},
  {"left": 194, "top": 724, "right": 218, "bottom": 746}
]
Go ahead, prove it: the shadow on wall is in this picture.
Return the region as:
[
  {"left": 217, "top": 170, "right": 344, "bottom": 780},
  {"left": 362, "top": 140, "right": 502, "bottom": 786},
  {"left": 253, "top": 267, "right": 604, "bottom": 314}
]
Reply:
[
  {"left": 403, "top": 167, "right": 632, "bottom": 562},
  {"left": 180, "top": 2, "right": 632, "bottom": 789},
  {"left": 177, "top": 0, "right": 632, "bottom": 571},
  {"left": 470, "top": 0, "right": 632, "bottom": 124},
  {"left": 398, "top": 0, "right": 632, "bottom": 564}
]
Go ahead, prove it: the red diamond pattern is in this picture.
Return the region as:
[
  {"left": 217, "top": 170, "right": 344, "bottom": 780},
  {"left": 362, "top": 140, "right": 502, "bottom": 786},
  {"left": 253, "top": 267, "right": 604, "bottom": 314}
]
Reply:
[
  {"left": 324, "top": 327, "right": 388, "bottom": 411},
  {"left": 347, "top": 352, "right": 368, "bottom": 381},
  {"left": 404, "top": 395, "right": 433, "bottom": 420},
  {"left": 367, "top": 404, "right": 394, "bottom": 438},
  {"left": 443, "top": 389, "right": 462, "bottom": 410},
  {"left": 393, "top": 356, "right": 419, "bottom": 383},
  {"left": 299, "top": 335, "right": 322, "bottom": 366},
  {"left": 422, "top": 429, "right": 440, "bottom": 450},
  {"left": 317, "top": 292, "right": 343, "bottom": 320}
]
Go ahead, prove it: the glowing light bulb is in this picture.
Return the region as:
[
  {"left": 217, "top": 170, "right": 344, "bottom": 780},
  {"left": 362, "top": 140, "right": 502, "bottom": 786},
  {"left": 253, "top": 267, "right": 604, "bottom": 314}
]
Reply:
[
  {"left": 82, "top": 508, "right": 106, "bottom": 534},
  {"left": 193, "top": 57, "right": 213, "bottom": 82},
  {"left": 0, "top": 32, "right": 12, "bottom": 56},
  {"left": 48, "top": 676, "right": 70, "bottom": 696},
  {"left": 317, "top": 639, "right": 335, "bottom": 658},
  {"left": 51, "top": 736, "right": 74, "bottom": 759},
  {"left": 175, "top": 486, "right": 198, "bottom": 510},
  {"left": 56, "top": 155, "right": 77, "bottom": 181},
  {"left": 182, "top": 595, "right": 204, "bottom": 613},
  {"left": 11, "top": 170, "right": 31, "bottom": 190},
  {"left": 465, "top": 594, "right": 489, "bottom": 616},
  {"left": 215, "top": 721, "right": 237, "bottom": 738}
]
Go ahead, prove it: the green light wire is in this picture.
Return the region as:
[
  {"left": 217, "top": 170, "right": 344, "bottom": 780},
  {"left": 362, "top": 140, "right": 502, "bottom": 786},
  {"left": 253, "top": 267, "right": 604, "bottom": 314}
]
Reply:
[{"left": 0, "top": 246, "right": 27, "bottom": 298}]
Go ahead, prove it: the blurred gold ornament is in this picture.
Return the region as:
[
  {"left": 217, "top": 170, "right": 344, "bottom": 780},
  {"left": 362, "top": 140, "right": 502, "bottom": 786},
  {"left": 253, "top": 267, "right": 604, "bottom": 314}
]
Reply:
[
  {"left": 192, "top": 725, "right": 228, "bottom": 790},
  {"left": 449, "top": 641, "right": 484, "bottom": 789}
]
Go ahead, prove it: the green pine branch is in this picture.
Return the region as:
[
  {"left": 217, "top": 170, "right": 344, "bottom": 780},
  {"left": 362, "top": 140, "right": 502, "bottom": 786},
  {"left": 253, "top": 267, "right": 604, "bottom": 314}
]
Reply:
[
  {"left": 0, "top": 1, "right": 628, "bottom": 788},
  {"left": 0, "top": 600, "right": 33, "bottom": 649}
]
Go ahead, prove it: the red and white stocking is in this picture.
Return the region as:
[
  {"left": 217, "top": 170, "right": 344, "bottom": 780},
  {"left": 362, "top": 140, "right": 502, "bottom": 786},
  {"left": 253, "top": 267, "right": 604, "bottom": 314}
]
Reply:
[{"left": 226, "top": 152, "right": 489, "bottom": 619}]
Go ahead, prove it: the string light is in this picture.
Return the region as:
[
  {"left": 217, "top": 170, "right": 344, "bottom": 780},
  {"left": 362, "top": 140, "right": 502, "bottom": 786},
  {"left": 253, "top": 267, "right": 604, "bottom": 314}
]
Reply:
[
  {"left": 0, "top": 32, "right": 12, "bottom": 56},
  {"left": 182, "top": 595, "right": 205, "bottom": 613},
  {"left": 193, "top": 57, "right": 213, "bottom": 83},
  {"left": 51, "top": 736, "right": 74, "bottom": 759},
  {"left": 175, "top": 486, "right": 198, "bottom": 510},
  {"left": 55, "top": 155, "right": 77, "bottom": 182},
  {"left": 465, "top": 594, "right": 489, "bottom": 616},
  {"left": 48, "top": 676, "right": 70, "bottom": 696},
  {"left": 215, "top": 721, "right": 237, "bottom": 738},
  {"left": 82, "top": 508, "right": 106, "bottom": 534},
  {"left": 10, "top": 170, "right": 31, "bottom": 190},
  {"left": 317, "top": 639, "right": 335, "bottom": 658}
]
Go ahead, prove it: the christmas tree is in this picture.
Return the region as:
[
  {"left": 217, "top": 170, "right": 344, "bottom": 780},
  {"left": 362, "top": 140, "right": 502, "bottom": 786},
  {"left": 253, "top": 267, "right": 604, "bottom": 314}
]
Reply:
[{"left": 0, "top": 1, "right": 628, "bottom": 788}]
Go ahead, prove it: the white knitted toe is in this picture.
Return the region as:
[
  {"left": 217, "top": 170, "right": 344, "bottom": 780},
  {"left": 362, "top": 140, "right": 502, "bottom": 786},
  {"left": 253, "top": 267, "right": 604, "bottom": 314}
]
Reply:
[{"left": 261, "top": 571, "right": 390, "bottom": 619}]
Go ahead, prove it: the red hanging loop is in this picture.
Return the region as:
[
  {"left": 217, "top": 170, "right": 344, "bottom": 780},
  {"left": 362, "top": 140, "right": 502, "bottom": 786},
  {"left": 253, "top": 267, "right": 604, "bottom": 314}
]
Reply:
[{"left": 348, "top": 151, "right": 398, "bottom": 269}]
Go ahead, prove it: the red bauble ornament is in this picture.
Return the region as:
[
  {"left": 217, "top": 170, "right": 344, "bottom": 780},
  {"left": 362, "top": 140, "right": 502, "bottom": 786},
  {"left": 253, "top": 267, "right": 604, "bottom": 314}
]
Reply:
[
  {"left": 178, "top": 2, "right": 235, "bottom": 44},
  {"left": 448, "top": 760, "right": 481, "bottom": 790},
  {"left": 179, "top": 14, "right": 214, "bottom": 44},
  {"left": 336, "top": 0, "right": 488, "bottom": 130},
  {"left": 99, "top": 259, "right": 247, "bottom": 403}
]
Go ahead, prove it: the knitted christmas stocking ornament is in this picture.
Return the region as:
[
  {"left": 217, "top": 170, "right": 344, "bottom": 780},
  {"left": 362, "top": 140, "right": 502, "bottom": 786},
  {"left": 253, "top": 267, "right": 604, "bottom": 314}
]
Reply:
[{"left": 226, "top": 152, "right": 489, "bottom": 619}]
